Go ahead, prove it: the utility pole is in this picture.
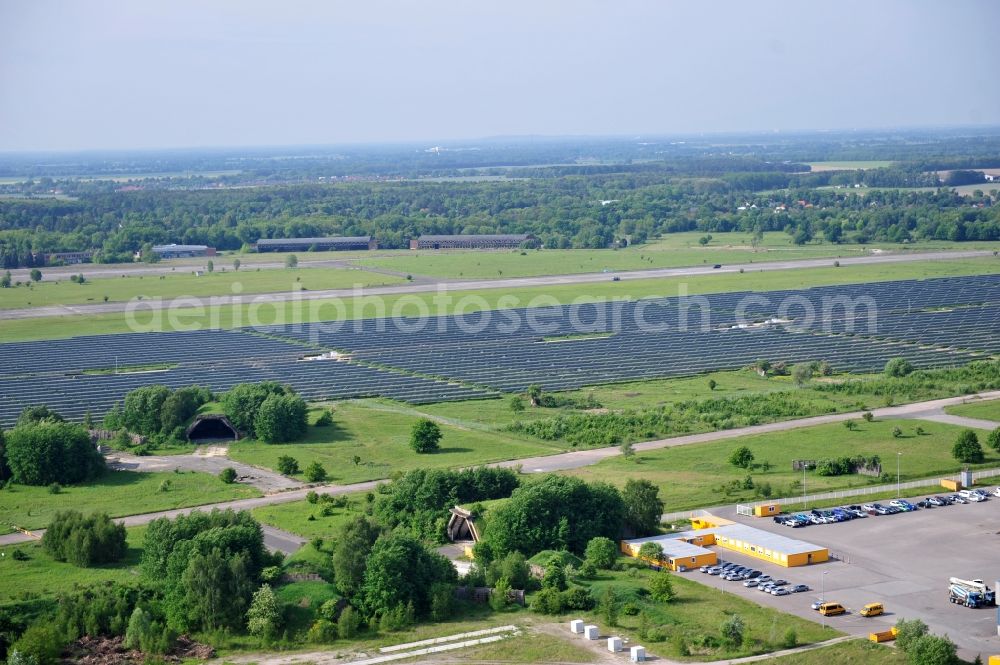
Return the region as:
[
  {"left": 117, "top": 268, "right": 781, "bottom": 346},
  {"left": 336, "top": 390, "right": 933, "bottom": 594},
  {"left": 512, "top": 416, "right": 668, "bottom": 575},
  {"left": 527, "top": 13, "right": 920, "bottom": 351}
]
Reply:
[
  {"left": 897, "top": 452, "right": 902, "bottom": 498},
  {"left": 821, "top": 571, "right": 829, "bottom": 628}
]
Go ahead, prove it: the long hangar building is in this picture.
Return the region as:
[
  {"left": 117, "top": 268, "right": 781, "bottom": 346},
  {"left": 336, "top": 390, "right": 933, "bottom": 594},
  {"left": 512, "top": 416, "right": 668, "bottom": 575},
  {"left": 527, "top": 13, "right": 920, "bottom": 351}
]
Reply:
[
  {"left": 622, "top": 514, "right": 829, "bottom": 571},
  {"left": 255, "top": 236, "right": 377, "bottom": 252}
]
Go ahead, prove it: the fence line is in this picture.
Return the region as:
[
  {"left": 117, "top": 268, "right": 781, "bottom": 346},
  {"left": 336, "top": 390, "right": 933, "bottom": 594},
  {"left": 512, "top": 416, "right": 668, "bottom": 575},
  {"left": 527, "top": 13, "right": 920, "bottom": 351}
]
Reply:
[{"left": 661, "top": 467, "right": 1000, "bottom": 522}]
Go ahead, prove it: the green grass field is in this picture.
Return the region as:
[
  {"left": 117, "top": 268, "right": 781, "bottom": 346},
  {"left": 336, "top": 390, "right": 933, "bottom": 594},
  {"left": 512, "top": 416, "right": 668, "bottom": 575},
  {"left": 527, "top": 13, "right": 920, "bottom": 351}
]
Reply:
[
  {"left": 252, "top": 495, "right": 367, "bottom": 540},
  {"left": 944, "top": 398, "right": 1000, "bottom": 423},
  {"left": 0, "top": 266, "right": 404, "bottom": 309},
  {"left": 354, "top": 232, "right": 1000, "bottom": 280},
  {"left": 3, "top": 255, "right": 997, "bottom": 342},
  {"left": 562, "top": 564, "right": 835, "bottom": 660},
  {"left": 764, "top": 639, "right": 904, "bottom": 664},
  {"left": 0, "top": 527, "right": 145, "bottom": 602},
  {"left": 0, "top": 470, "right": 260, "bottom": 533},
  {"left": 565, "top": 419, "right": 992, "bottom": 513},
  {"left": 226, "top": 402, "right": 567, "bottom": 485}
]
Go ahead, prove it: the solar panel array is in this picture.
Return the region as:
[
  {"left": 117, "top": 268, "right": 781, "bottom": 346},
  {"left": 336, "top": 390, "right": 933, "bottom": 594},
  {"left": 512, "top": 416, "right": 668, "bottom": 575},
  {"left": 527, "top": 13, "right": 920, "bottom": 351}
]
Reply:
[{"left": 1, "top": 273, "right": 998, "bottom": 426}]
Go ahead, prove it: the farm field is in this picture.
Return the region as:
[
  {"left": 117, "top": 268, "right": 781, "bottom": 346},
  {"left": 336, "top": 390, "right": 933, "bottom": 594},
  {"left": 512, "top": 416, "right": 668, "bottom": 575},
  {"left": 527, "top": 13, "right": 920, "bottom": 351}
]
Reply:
[
  {"left": 3, "top": 255, "right": 998, "bottom": 342},
  {"left": 0, "top": 470, "right": 260, "bottom": 534},
  {"left": 226, "top": 401, "right": 566, "bottom": 485},
  {"left": 0, "top": 266, "right": 404, "bottom": 309},
  {"left": 944, "top": 398, "right": 1000, "bottom": 422},
  {"left": 563, "top": 419, "right": 993, "bottom": 513},
  {"left": 0, "top": 527, "right": 145, "bottom": 602}
]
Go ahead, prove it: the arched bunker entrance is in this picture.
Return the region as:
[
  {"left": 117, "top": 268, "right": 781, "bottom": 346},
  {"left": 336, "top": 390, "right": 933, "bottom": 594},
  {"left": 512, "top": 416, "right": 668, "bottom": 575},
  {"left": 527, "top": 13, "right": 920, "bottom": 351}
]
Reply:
[{"left": 186, "top": 415, "right": 239, "bottom": 443}]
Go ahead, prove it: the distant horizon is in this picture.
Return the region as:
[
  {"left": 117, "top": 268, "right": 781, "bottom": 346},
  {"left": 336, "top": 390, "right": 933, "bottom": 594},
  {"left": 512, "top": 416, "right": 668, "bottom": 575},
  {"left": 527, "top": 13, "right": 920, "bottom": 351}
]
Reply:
[
  {"left": 3, "top": 1, "right": 998, "bottom": 152},
  {"left": 3, "top": 123, "right": 1000, "bottom": 157}
]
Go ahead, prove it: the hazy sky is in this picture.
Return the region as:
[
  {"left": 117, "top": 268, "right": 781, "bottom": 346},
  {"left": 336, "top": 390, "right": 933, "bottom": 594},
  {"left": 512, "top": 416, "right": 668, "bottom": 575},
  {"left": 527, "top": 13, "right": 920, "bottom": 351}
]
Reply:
[{"left": 1, "top": 0, "right": 998, "bottom": 151}]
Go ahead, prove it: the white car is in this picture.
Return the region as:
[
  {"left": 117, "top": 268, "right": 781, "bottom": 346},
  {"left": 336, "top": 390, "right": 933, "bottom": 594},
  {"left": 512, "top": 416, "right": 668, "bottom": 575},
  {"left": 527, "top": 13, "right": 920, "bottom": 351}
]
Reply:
[
  {"left": 959, "top": 489, "right": 986, "bottom": 502},
  {"left": 993, "top": 487, "right": 1000, "bottom": 498}
]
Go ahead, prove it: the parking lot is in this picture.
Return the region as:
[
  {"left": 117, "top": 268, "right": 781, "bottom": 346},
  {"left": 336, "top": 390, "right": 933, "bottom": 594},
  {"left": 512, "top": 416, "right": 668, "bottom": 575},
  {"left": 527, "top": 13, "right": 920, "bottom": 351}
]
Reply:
[{"left": 677, "top": 493, "right": 1000, "bottom": 660}]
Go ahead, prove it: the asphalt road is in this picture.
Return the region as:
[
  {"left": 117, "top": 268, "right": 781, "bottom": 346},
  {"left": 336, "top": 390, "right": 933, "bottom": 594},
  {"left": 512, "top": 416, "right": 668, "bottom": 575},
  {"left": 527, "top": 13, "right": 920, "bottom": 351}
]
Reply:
[
  {"left": 3, "top": 391, "right": 997, "bottom": 553},
  {"left": 2, "top": 249, "right": 993, "bottom": 321}
]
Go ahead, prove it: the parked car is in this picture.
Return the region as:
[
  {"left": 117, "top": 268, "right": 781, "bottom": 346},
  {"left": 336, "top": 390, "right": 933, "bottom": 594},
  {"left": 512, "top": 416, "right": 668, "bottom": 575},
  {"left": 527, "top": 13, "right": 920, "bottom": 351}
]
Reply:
[
  {"left": 871, "top": 503, "right": 892, "bottom": 515},
  {"left": 810, "top": 599, "right": 825, "bottom": 610},
  {"left": 772, "top": 587, "right": 790, "bottom": 596},
  {"left": 846, "top": 505, "right": 868, "bottom": 518},
  {"left": 916, "top": 499, "right": 933, "bottom": 509},
  {"left": 861, "top": 503, "right": 879, "bottom": 515},
  {"left": 972, "top": 489, "right": 989, "bottom": 500},
  {"left": 992, "top": 487, "right": 1000, "bottom": 498},
  {"left": 927, "top": 496, "right": 946, "bottom": 506},
  {"left": 744, "top": 579, "right": 759, "bottom": 588},
  {"left": 889, "top": 499, "right": 916, "bottom": 512},
  {"left": 860, "top": 602, "right": 884, "bottom": 617},
  {"left": 757, "top": 575, "right": 772, "bottom": 583},
  {"left": 758, "top": 583, "right": 775, "bottom": 593},
  {"left": 707, "top": 567, "right": 723, "bottom": 575},
  {"left": 951, "top": 494, "right": 968, "bottom": 504},
  {"left": 819, "top": 602, "right": 846, "bottom": 616},
  {"left": 959, "top": 489, "right": 985, "bottom": 502},
  {"left": 700, "top": 565, "right": 712, "bottom": 573},
  {"left": 771, "top": 579, "right": 789, "bottom": 587},
  {"left": 745, "top": 570, "right": 762, "bottom": 579},
  {"left": 791, "top": 584, "right": 810, "bottom": 593}
]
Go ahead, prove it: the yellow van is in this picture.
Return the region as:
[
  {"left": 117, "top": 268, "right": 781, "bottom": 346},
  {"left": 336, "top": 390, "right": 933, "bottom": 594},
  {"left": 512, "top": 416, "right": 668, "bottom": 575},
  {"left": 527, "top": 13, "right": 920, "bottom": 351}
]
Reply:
[
  {"left": 819, "top": 602, "right": 846, "bottom": 616},
  {"left": 860, "top": 602, "right": 884, "bottom": 617}
]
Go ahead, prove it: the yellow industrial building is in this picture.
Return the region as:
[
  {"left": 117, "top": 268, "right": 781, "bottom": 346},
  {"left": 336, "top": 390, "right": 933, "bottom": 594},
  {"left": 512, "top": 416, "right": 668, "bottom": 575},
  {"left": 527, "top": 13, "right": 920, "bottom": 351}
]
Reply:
[{"left": 623, "top": 513, "right": 829, "bottom": 569}]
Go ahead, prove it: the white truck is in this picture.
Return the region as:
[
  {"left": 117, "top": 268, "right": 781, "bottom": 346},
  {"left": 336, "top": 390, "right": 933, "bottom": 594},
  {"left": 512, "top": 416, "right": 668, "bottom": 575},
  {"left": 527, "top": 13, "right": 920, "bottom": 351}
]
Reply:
[{"left": 948, "top": 578, "right": 996, "bottom": 607}]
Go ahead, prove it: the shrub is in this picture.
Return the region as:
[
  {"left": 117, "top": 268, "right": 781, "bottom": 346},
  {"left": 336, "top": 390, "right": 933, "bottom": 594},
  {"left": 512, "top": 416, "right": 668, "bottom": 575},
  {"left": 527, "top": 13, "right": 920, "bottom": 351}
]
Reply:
[
  {"left": 988, "top": 427, "right": 1000, "bottom": 452},
  {"left": 720, "top": 614, "right": 745, "bottom": 648},
  {"left": 782, "top": 628, "right": 797, "bottom": 648},
  {"left": 862, "top": 411, "right": 874, "bottom": 422},
  {"left": 277, "top": 455, "right": 300, "bottom": 475},
  {"left": 306, "top": 619, "right": 337, "bottom": 643},
  {"left": 530, "top": 587, "right": 565, "bottom": 614},
  {"left": 47, "top": 482, "right": 61, "bottom": 494},
  {"left": 649, "top": 569, "right": 676, "bottom": 602},
  {"left": 42, "top": 511, "right": 127, "bottom": 567},
  {"left": 6, "top": 421, "right": 105, "bottom": 486},
  {"left": 305, "top": 462, "right": 328, "bottom": 482},
  {"left": 729, "top": 446, "right": 754, "bottom": 469},
  {"left": 306, "top": 490, "right": 319, "bottom": 503},
  {"left": 315, "top": 410, "right": 334, "bottom": 427},
  {"left": 584, "top": 536, "right": 618, "bottom": 569},
  {"left": 337, "top": 606, "right": 361, "bottom": 639},
  {"left": 254, "top": 394, "right": 308, "bottom": 443},
  {"left": 885, "top": 357, "right": 914, "bottom": 378},
  {"left": 219, "top": 467, "right": 237, "bottom": 484}
]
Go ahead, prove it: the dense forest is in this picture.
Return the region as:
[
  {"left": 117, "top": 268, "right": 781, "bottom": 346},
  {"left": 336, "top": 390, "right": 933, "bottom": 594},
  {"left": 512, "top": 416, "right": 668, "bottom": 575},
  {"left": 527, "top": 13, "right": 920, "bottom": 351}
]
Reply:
[{"left": 1, "top": 131, "right": 998, "bottom": 268}]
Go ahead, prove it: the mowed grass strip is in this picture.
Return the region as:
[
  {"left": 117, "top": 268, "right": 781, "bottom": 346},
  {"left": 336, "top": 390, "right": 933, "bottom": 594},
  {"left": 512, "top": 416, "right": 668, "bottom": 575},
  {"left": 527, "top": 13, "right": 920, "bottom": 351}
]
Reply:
[
  {"left": 3, "top": 256, "right": 998, "bottom": 342},
  {"left": 762, "top": 639, "right": 905, "bottom": 664},
  {"left": 564, "top": 419, "right": 993, "bottom": 513},
  {"left": 356, "top": 232, "right": 1000, "bottom": 279},
  {"left": 0, "top": 470, "right": 260, "bottom": 533},
  {"left": 226, "top": 401, "right": 566, "bottom": 485},
  {"left": 0, "top": 266, "right": 404, "bottom": 309},
  {"left": 0, "top": 527, "right": 146, "bottom": 602},
  {"left": 944, "top": 398, "right": 1000, "bottom": 423}
]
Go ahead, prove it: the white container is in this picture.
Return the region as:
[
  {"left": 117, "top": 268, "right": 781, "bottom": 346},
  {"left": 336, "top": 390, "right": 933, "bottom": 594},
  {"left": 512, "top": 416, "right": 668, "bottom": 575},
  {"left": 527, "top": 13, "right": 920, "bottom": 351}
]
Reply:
[
  {"left": 569, "top": 619, "right": 584, "bottom": 634},
  {"left": 608, "top": 636, "right": 622, "bottom": 652},
  {"left": 584, "top": 625, "right": 599, "bottom": 640},
  {"left": 630, "top": 645, "right": 646, "bottom": 662}
]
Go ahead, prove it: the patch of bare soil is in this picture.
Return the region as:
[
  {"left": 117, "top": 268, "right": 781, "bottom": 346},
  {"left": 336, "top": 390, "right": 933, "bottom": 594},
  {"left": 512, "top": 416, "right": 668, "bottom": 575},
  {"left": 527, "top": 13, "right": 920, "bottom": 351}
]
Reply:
[{"left": 63, "top": 635, "right": 214, "bottom": 665}]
